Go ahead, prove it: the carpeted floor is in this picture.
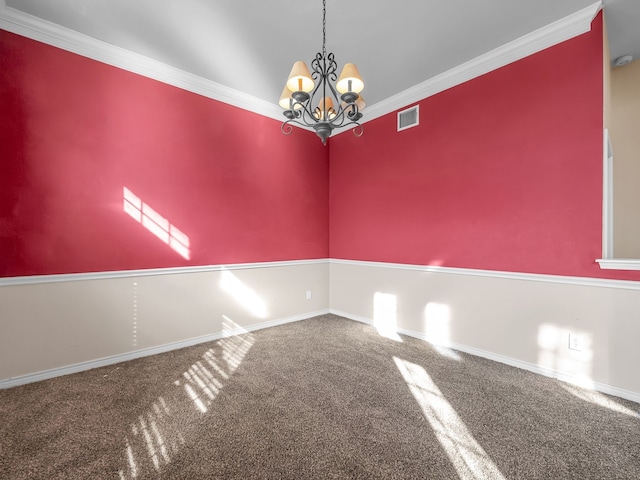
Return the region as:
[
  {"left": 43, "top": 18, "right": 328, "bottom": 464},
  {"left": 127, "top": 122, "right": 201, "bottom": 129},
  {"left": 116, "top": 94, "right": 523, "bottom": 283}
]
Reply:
[{"left": 1, "top": 314, "right": 639, "bottom": 479}]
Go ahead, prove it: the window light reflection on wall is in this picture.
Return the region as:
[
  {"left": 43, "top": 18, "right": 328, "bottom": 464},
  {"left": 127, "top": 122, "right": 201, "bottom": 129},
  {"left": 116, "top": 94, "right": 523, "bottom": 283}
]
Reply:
[
  {"left": 123, "top": 187, "right": 191, "bottom": 260},
  {"left": 424, "top": 302, "right": 461, "bottom": 361},
  {"left": 373, "top": 292, "right": 402, "bottom": 342}
]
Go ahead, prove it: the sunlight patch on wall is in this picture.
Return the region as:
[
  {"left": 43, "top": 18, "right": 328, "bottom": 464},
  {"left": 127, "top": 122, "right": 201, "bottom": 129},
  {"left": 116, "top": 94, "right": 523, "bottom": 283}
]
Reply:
[
  {"left": 373, "top": 292, "right": 402, "bottom": 342},
  {"left": 394, "top": 356, "right": 506, "bottom": 480},
  {"left": 424, "top": 302, "right": 460, "bottom": 361},
  {"left": 220, "top": 270, "right": 268, "bottom": 318},
  {"left": 123, "top": 187, "right": 191, "bottom": 260},
  {"left": 117, "top": 316, "right": 255, "bottom": 478},
  {"left": 537, "top": 324, "right": 594, "bottom": 389}
]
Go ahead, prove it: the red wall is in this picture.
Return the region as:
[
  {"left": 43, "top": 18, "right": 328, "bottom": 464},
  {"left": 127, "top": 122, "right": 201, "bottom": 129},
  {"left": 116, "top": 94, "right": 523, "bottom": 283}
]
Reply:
[
  {"left": 0, "top": 30, "right": 329, "bottom": 276},
  {"left": 4, "top": 15, "right": 638, "bottom": 282},
  {"left": 330, "top": 14, "right": 640, "bottom": 281}
]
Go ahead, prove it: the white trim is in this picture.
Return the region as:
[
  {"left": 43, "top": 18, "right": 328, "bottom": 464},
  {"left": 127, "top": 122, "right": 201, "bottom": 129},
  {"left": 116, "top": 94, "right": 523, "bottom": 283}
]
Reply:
[
  {"left": 3, "top": 257, "right": 639, "bottom": 289},
  {"left": 330, "top": 309, "right": 640, "bottom": 405},
  {"left": 359, "top": 1, "right": 602, "bottom": 125},
  {"left": 330, "top": 258, "right": 640, "bottom": 290},
  {"left": 0, "top": 259, "right": 329, "bottom": 287},
  {"left": 1, "top": 1, "right": 601, "bottom": 128},
  {"left": 596, "top": 259, "right": 640, "bottom": 271},
  {"left": 596, "top": 131, "right": 640, "bottom": 271},
  {"left": 602, "top": 129, "right": 614, "bottom": 258},
  {"left": 0, "top": 2, "right": 283, "bottom": 122},
  {"left": 0, "top": 309, "right": 330, "bottom": 389}
]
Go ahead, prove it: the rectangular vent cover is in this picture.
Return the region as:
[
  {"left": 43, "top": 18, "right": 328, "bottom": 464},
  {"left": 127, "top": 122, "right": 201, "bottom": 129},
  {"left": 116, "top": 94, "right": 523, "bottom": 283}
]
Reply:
[{"left": 398, "top": 105, "right": 419, "bottom": 131}]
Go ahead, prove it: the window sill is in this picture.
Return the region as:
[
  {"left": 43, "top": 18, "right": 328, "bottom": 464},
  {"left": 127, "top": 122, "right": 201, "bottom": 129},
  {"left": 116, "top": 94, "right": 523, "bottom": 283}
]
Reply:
[{"left": 596, "top": 259, "right": 640, "bottom": 271}]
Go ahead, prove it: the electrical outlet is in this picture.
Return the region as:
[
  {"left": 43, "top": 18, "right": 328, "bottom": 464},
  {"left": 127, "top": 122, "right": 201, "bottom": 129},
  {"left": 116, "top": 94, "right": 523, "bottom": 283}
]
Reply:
[
  {"left": 306, "top": 290, "right": 312, "bottom": 300},
  {"left": 568, "top": 333, "right": 584, "bottom": 352}
]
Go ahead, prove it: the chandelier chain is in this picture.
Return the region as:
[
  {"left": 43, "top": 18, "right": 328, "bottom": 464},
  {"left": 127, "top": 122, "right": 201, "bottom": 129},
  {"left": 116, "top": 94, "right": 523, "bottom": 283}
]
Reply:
[{"left": 322, "top": 0, "right": 326, "bottom": 57}]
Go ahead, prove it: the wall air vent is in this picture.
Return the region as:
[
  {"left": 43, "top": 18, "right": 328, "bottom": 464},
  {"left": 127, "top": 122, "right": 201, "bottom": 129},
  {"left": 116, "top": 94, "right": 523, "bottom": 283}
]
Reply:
[{"left": 397, "top": 105, "right": 419, "bottom": 131}]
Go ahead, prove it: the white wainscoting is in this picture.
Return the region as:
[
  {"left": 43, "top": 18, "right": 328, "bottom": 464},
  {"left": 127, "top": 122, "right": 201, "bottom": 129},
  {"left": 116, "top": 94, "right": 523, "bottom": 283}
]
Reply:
[
  {"left": 329, "top": 259, "right": 640, "bottom": 404},
  {"left": 0, "top": 260, "right": 329, "bottom": 388},
  {"left": 4, "top": 257, "right": 640, "bottom": 405}
]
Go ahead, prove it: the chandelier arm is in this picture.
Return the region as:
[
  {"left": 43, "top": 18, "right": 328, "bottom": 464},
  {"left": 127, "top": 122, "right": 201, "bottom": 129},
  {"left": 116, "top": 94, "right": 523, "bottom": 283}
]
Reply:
[
  {"left": 281, "top": 117, "right": 315, "bottom": 132},
  {"left": 283, "top": 99, "right": 330, "bottom": 129},
  {"left": 337, "top": 119, "right": 364, "bottom": 135},
  {"left": 301, "top": 100, "right": 324, "bottom": 125},
  {"left": 327, "top": 100, "right": 360, "bottom": 126},
  {"left": 281, "top": 118, "right": 362, "bottom": 136},
  {"left": 324, "top": 74, "right": 341, "bottom": 102},
  {"left": 281, "top": 122, "right": 295, "bottom": 136},
  {"left": 326, "top": 104, "right": 348, "bottom": 126},
  {"left": 346, "top": 103, "right": 361, "bottom": 121},
  {"left": 325, "top": 52, "right": 338, "bottom": 81},
  {"left": 310, "top": 52, "right": 324, "bottom": 82},
  {"left": 308, "top": 73, "right": 325, "bottom": 101},
  {"left": 290, "top": 100, "right": 318, "bottom": 123},
  {"left": 351, "top": 123, "right": 364, "bottom": 138}
]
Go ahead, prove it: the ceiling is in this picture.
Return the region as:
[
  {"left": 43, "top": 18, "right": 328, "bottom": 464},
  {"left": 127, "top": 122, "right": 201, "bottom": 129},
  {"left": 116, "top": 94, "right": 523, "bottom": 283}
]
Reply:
[
  {"left": 604, "top": 0, "right": 640, "bottom": 64},
  {"left": 2, "top": 0, "right": 639, "bottom": 110}
]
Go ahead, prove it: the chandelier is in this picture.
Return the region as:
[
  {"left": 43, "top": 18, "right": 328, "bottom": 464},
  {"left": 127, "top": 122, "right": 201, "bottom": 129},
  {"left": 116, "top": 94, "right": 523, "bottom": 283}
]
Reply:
[{"left": 279, "top": 0, "right": 365, "bottom": 144}]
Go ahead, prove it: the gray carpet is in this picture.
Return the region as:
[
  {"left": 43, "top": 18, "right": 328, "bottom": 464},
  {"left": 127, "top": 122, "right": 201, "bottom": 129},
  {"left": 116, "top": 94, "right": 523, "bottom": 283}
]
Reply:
[{"left": 1, "top": 314, "right": 639, "bottom": 479}]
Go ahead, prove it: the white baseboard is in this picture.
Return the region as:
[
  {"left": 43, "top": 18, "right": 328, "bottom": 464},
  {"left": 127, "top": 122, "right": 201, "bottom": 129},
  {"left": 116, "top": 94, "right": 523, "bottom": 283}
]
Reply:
[
  {"left": 330, "top": 309, "right": 640, "bottom": 405},
  {"left": 0, "top": 309, "right": 329, "bottom": 389},
  {"left": 225, "top": 309, "right": 330, "bottom": 335}
]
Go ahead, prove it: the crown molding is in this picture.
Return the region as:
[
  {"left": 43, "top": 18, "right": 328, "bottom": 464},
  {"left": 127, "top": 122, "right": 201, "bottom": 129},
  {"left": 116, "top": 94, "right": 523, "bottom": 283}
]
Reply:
[
  {"left": 360, "top": 1, "right": 603, "bottom": 124},
  {"left": 1, "top": 1, "right": 602, "bottom": 129},
  {"left": 0, "top": 1, "right": 284, "bottom": 122}
]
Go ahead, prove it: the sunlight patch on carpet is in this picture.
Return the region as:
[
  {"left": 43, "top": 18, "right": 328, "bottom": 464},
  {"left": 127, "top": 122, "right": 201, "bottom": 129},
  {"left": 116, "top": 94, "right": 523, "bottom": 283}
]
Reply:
[
  {"left": 394, "top": 356, "right": 506, "bottom": 480},
  {"left": 117, "top": 316, "right": 255, "bottom": 478},
  {"left": 562, "top": 383, "right": 638, "bottom": 417}
]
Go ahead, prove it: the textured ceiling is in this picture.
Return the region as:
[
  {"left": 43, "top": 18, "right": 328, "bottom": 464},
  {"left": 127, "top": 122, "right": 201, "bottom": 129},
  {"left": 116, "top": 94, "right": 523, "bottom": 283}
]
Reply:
[{"left": 3, "top": 0, "right": 639, "bottom": 108}]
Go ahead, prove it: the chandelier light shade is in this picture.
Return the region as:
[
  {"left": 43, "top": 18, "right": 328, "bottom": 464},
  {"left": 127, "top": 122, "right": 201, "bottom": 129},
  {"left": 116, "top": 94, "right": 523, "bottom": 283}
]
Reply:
[
  {"left": 279, "top": 86, "right": 303, "bottom": 110},
  {"left": 336, "top": 63, "right": 365, "bottom": 94},
  {"left": 279, "top": 86, "right": 293, "bottom": 109},
  {"left": 286, "top": 61, "right": 315, "bottom": 93},
  {"left": 280, "top": 0, "right": 365, "bottom": 144}
]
